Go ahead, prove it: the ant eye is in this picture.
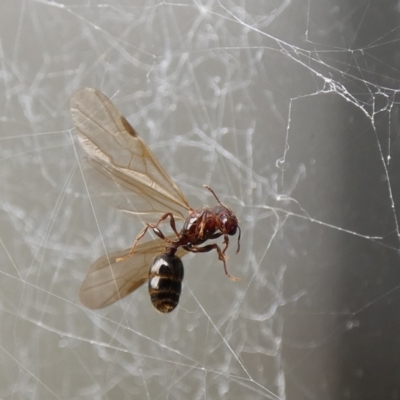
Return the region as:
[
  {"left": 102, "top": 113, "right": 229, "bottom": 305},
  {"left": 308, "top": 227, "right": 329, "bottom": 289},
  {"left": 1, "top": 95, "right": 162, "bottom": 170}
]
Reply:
[{"left": 227, "top": 224, "right": 237, "bottom": 235}]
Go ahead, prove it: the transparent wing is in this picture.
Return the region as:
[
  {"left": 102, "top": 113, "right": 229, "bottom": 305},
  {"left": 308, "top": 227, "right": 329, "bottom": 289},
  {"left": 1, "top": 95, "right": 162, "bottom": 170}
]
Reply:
[
  {"left": 70, "top": 87, "right": 191, "bottom": 220},
  {"left": 79, "top": 236, "right": 188, "bottom": 309}
]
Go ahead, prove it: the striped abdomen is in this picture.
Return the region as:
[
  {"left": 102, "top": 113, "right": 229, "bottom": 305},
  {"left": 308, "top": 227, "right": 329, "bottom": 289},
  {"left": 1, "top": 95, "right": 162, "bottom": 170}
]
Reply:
[{"left": 148, "top": 253, "right": 184, "bottom": 313}]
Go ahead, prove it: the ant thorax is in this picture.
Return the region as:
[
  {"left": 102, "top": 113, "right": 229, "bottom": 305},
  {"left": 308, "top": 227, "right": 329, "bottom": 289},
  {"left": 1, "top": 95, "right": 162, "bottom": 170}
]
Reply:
[{"left": 180, "top": 207, "right": 221, "bottom": 245}]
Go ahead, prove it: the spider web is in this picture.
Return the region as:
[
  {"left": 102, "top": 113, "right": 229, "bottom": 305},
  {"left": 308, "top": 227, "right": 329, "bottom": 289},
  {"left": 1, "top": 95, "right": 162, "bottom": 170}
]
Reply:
[{"left": 0, "top": 0, "right": 399, "bottom": 398}]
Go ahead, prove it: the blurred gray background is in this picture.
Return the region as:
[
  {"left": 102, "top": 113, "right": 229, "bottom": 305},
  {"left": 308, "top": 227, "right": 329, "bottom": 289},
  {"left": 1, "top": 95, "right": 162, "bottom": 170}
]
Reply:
[{"left": 1, "top": 1, "right": 400, "bottom": 399}]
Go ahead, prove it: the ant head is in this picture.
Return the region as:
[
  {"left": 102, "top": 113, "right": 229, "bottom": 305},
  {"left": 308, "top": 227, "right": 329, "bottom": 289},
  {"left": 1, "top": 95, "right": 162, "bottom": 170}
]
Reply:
[
  {"left": 213, "top": 204, "right": 239, "bottom": 236},
  {"left": 204, "top": 185, "right": 241, "bottom": 253}
]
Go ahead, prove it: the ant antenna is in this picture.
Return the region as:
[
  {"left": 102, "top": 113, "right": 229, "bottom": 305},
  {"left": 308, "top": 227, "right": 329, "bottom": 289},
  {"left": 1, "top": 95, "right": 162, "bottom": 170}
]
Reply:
[
  {"left": 236, "top": 226, "right": 241, "bottom": 254},
  {"left": 203, "top": 185, "right": 222, "bottom": 204}
]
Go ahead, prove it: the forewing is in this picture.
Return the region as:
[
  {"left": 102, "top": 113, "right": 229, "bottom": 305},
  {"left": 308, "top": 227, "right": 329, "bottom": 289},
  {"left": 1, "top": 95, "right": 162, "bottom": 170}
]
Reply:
[
  {"left": 81, "top": 157, "right": 187, "bottom": 221},
  {"left": 70, "top": 87, "right": 190, "bottom": 220},
  {"left": 79, "top": 236, "right": 187, "bottom": 309}
]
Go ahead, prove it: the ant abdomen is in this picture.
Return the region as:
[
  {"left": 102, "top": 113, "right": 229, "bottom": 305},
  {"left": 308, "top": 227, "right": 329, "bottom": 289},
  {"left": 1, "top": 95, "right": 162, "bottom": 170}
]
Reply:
[{"left": 148, "top": 253, "right": 184, "bottom": 313}]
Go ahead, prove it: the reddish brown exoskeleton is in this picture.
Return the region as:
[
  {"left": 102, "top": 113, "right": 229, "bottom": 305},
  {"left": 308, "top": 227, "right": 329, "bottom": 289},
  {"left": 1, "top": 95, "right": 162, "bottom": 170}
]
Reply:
[{"left": 70, "top": 88, "right": 241, "bottom": 313}]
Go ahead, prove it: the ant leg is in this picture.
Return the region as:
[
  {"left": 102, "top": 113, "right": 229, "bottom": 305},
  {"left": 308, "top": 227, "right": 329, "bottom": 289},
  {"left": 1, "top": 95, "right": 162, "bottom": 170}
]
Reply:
[
  {"left": 116, "top": 224, "right": 150, "bottom": 262},
  {"left": 116, "top": 213, "right": 178, "bottom": 262},
  {"left": 161, "top": 212, "right": 180, "bottom": 237},
  {"left": 208, "top": 232, "right": 222, "bottom": 240},
  {"left": 221, "top": 235, "right": 229, "bottom": 256},
  {"left": 147, "top": 212, "right": 180, "bottom": 238},
  {"left": 184, "top": 243, "right": 240, "bottom": 282},
  {"left": 151, "top": 227, "right": 167, "bottom": 241}
]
